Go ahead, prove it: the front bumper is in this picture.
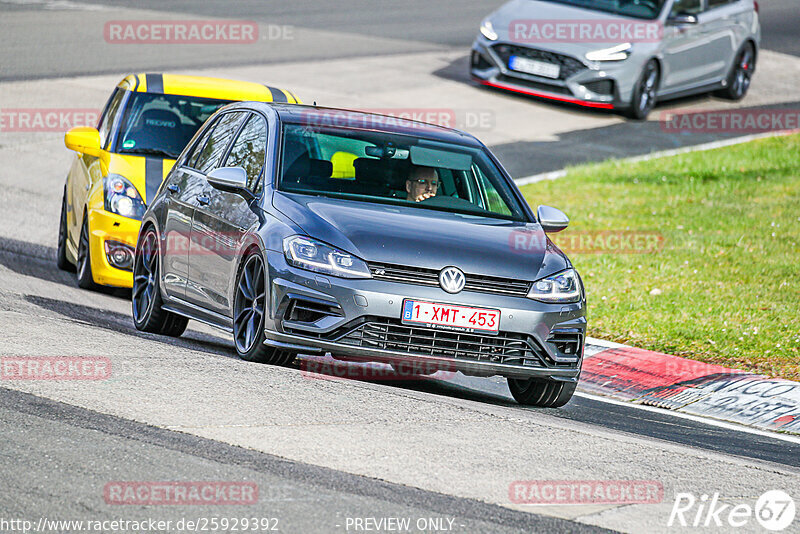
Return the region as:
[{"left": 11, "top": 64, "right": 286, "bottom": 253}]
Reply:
[
  {"left": 470, "top": 37, "right": 642, "bottom": 109},
  {"left": 87, "top": 208, "right": 140, "bottom": 288},
  {"left": 264, "top": 251, "right": 586, "bottom": 381}
]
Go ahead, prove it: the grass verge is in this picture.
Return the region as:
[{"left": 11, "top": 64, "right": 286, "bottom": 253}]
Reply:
[{"left": 520, "top": 133, "right": 800, "bottom": 381}]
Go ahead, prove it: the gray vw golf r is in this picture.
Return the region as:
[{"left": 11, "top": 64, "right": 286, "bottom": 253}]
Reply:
[{"left": 132, "top": 103, "right": 586, "bottom": 407}]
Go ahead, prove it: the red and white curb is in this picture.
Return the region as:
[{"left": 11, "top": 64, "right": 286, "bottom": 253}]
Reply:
[{"left": 582, "top": 337, "right": 800, "bottom": 436}]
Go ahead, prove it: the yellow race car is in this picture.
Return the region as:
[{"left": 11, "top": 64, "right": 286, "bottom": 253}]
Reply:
[{"left": 57, "top": 73, "right": 300, "bottom": 289}]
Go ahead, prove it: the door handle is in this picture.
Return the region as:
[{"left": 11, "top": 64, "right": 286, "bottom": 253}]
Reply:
[
  {"left": 167, "top": 184, "right": 180, "bottom": 194},
  {"left": 196, "top": 195, "right": 210, "bottom": 206}
]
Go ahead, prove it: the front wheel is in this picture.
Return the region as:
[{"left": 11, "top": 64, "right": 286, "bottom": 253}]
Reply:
[
  {"left": 717, "top": 43, "right": 755, "bottom": 101},
  {"left": 76, "top": 215, "right": 99, "bottom": 289},
  {"left": 625, "top": 60, "right": 660, "bottom": 120},
  {"left": 233, "top": 251, "right": 295, "bottom": 366},
  {"left": 132, "top": 227, "right": 188, "bottom": 337},
  {"left": 57, "top": 190, "right": 76, "bottom": 272},
  {"left": 507, "top": 377, "right": 577, "bottom": 407}
]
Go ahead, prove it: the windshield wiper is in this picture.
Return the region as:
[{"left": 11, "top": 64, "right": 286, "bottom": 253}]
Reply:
[{"left": 120, "top": 147, "right": 180, "bottom": 159}]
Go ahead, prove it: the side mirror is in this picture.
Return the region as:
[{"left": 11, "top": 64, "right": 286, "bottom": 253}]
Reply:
[
  {"left": 667, "top": 13, "right": 698, "bottom": 25},
  {"left": 537, "top": 205, "right": 569, "bottom": 233},
  {"left": 64, "top": 127, "right": 102, "bottom": 157},
  {"left": 206, "top": 166, "right": 253, "bottom": 199}
]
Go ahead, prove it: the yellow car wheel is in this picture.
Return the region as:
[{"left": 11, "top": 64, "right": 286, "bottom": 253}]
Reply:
[
  {"left": 56, "top": 189, "right": 75, "bottom": 273},
  {"left": 76, "top": 216, "right": 99, "bottom": 290}
]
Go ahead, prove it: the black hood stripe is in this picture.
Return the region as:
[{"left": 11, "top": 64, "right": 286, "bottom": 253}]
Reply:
[
  {"left": 144, "top": 158, "right": 162, "bottom": 204},
  {"left": 145, "top": 73, "right": 164, "bottom": 94},
  {"left": 266, "top": 85, "right": 288, "bottom": 103}
]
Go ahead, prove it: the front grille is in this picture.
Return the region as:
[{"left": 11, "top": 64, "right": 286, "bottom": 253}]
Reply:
[
  {"left": 369, "top": 262, "right": 531, "bottom": 297},
  {"left": 492, "top": 44, "right": 586, "bottom": 80},
  {"left": 338, "top": 318, "right": 555, "bottom": 367}
]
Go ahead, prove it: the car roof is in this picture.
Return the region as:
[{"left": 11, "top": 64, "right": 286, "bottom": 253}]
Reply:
[
  {"left": 116, "top": 73, "right": 300, "bottom": 104},
  {"left": 262, "top": 103, "right": 483, "bottom": 147}
]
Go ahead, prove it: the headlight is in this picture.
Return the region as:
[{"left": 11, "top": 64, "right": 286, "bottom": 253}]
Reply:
[
  {"left": 527, "top": 269, "right": 582, "bottom": 303},
  {"left": 103, "top": 174, "right": 146, "bottom": 220},
  {"left": 283, "top": 236, "right": 371, "bottom": 279},
  {"left": 585, "top": 43, "right": 632, "bottom": 62},
  {"left": 480, "top": 19, "right": 498, "bottom": 41}
]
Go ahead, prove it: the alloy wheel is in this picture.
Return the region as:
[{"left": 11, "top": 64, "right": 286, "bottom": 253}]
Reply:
[
  {"left": 234, "top": 254, "right": 266, "bottom": 354},
  {"left": 132, "top": 230, "right": 159, "bottom": 324}
]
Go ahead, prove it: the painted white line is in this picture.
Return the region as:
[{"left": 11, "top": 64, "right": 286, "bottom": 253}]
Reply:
[
  {"left": 514, "top": 130, "right": 797, "bottom": 186},
  {"left": 574, "top": 391, "right": 800, "bottom": 445}
]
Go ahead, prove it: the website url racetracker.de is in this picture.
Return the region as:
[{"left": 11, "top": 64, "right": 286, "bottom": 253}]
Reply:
[{"left": 0, "top": 516, "right": 280, "bottom": 533}]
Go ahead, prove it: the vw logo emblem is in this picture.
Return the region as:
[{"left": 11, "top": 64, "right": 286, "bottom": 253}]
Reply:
[{"left": 439, "top": 266, "right": 466, "bottom": 294}]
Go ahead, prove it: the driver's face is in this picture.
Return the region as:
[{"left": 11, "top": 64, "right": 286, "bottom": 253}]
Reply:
[{"left": 406, "top": 167, "right": 439, "bottom": 202}]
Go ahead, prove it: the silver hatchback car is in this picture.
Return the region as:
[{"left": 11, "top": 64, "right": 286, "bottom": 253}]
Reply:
[
  {"left": 132, "top": 103, "right": 586, "bottom": 407},
  {"left": 471, "top": 0, "right": 760, "bottom": 118}
]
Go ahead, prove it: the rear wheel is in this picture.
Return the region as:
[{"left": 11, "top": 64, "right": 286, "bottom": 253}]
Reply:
[
  {"left": 56, "top": 190, "right": 75, "bottom": 272},
  {"left": 625, "top": 60, "right": 659, "bottom": 120},
  {"left": 76, "top": 216, "right": 99, "bottom": 290},
  {"left": 132, "top": 227, "right": 188, "bottom": 337},
  {"left": 234, "top": 251, "right": 295, "bottom": 365},
  {"left": 507, "top": 377, "right": 577, "bottom": 407},
  {"left": 718, "top": 43, "right": 755, "bottom": 101}
]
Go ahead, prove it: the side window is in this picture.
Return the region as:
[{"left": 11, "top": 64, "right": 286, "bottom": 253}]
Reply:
[
  {"left": 191, "top": 111, "right": 247, "bottom": 174},
  {"left": 707, "top": 0, "right": 736, "bottom": 7},
  {"left": 474, "top": 165, "right": 513, "bottom": 216},
  {"left": 224, "top": 114, "right": 268, "bottom": 194},
  {"left": 97, "top": 88, "right": 125, "bottom": 149},
  {"left": 185, "top": 118, "right": 218, "bottom": 169},
  {"left": 671, "top": 0, "right": 703, "bottom": 15}
]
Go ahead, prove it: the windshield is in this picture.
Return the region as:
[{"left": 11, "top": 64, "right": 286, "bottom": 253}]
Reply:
[
  {"left": 114, "top": 93, "right": 234, "bottom": 159},
  {"left": 536, "top": 0, "right": 668, "bottom": 20},
  {"left": 278, "top": 123, "right": 529, "bottom": 222}
]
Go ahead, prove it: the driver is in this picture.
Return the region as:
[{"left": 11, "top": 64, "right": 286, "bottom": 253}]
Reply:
[{"left": 405, "top": 166, "right": 439, "bottom": 202}]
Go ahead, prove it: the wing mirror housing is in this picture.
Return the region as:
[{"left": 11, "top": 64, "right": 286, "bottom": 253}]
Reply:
[
  {"left": 64, "top": 127, "right": 102, "bottom": 157},
  {"left": 667, "top": 13, "right": 698, "bottom": 25},
  {"left": 206, "top": 166, "right": 254, "bottom": 200},
  {"left": 537, "top": 205, "right": 570, "bottom": 233}
]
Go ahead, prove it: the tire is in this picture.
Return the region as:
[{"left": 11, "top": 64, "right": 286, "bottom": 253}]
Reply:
[
  {"left": 57, "top": 190, "right": 76, "bottom": 272},
  {"left": 717, "top": 43, "right": 755, "bottom": 101},
  {"left": 507, "top": 377, "right": 577, "bottom": 407},
  {"left": 132, "top": 227, "right": 188, "bottom": 337},
  {"left": 233, "top": 250, "right": 295, "bottom": 365},
  {"left": 625, "top": 60, "right": 660, "bottom": 120},
  {"left": 76, "top": 215, "right": 100, "bottom": 289}
]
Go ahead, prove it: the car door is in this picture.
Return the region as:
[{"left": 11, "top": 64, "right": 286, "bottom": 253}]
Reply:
[
  {"left": 701, "top": 0, "right": 748, "bottom": 79},
  {"left": 186, "top": 112, "right": 268, "bottom": 317},
  {"left": 182, "top": 110, "right": 249, "bottom": 312},
  {"left": 660, "top": 0, "right": 718, "bottom": 91},
  {"left": 160, "top": 115, "right": 221, "bottom": 299}
]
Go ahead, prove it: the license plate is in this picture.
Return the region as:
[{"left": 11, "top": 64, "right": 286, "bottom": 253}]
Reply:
[
  {"left": 402, "top": 299, "right": 500, "bottom": 334},
  {"left": 509, "top": 55, "right": 560, "bottom": 79}
]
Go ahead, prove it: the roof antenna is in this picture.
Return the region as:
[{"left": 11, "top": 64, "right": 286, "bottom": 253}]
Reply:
[{"left": 313, "top": 101, "right": 317, "bottom": 106}]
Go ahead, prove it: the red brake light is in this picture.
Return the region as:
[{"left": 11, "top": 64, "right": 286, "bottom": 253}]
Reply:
[{"left": 754, "top": 0, "right": 759, "bottom": 13}]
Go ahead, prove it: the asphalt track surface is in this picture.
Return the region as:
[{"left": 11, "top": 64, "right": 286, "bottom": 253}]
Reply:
[{"left": 1, "top": 1, "right": 800, "bottom": 533}]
